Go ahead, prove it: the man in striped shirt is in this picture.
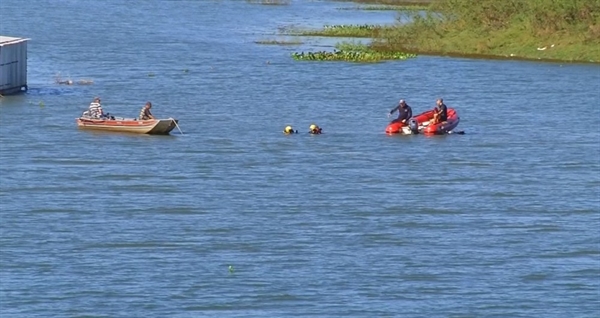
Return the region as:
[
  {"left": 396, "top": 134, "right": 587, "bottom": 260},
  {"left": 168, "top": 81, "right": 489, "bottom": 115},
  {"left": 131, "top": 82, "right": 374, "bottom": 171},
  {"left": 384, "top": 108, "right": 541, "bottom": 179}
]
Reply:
[
  {"left": 88, "top": 97, "right": 104, "bottom": 118},
  {"left": 139, "top": 102, "right": 155, "bottom": 120}
]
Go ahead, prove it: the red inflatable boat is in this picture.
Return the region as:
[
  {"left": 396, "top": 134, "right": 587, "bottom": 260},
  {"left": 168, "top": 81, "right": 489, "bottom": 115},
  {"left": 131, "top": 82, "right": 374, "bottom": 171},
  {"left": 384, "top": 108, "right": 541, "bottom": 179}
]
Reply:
[{"left": 385, "top": 108, "right": 460, "bottom": 135}]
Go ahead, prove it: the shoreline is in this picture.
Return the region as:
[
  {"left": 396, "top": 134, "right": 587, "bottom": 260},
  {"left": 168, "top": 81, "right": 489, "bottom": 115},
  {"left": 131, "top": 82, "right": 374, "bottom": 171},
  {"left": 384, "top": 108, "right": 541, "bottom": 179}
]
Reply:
[
  {"left": 285, "top": 25, "right": 600, "bottom": 64},
  {"left": 312, "top": 0, "right": 600, "bottom": 64},
  {"left": 390, "top": 48, "right": 600, "bottom": 65}
]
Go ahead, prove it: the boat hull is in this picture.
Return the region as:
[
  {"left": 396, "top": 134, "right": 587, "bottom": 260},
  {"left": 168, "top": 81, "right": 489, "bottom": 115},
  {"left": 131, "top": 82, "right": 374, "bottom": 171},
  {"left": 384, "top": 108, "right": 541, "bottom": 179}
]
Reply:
[
  {"left": 386, "top": 108, "right": 460, "bottom": 135},
  {"left": 76, "top": 117, "right": 178, "bottom": 135}
]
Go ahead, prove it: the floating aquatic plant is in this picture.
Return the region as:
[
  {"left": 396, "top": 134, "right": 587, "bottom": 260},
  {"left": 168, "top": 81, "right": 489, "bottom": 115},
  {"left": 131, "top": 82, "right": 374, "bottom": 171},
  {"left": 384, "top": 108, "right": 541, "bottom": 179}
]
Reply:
[
  {"left": 291, "top": 49, "right": 416, "bottom": 63},
  {"left": 292, "top": 42, "right": 416, "bottom": 63}
]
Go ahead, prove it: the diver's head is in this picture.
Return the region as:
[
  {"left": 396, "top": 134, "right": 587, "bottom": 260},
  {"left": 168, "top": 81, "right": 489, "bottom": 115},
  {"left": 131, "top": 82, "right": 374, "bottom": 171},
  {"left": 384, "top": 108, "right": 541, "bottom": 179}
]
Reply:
[
  {"left": 309, "top": 124, "right": 322, "bottom": 133},
  {"left": 284, "top": 125, "right": 294, "bottom": 134}
]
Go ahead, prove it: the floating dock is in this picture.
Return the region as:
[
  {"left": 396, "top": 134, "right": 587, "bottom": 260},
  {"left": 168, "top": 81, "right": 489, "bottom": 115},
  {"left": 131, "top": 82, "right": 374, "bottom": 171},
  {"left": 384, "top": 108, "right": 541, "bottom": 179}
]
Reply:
[{"left": 0, "top": 36, "right": 29, "bottom": 95}]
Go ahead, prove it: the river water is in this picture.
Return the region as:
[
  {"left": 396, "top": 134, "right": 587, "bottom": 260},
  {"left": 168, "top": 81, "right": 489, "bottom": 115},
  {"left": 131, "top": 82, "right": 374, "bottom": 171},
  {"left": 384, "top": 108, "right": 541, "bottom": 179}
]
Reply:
[{"left": 1, "top": 1, "right": 599, "bottom": 317}]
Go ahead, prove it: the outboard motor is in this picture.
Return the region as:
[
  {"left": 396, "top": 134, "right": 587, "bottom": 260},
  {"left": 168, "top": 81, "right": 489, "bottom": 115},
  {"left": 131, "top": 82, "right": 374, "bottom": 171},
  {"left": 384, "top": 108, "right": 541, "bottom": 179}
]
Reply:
[{"left": 408, "top": 118, "right": 419, "bottom": 134}]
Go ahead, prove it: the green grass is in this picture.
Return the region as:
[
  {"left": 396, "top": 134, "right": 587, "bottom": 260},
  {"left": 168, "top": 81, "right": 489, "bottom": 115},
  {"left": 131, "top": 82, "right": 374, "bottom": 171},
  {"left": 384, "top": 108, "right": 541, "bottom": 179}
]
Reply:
[
  {"left": 290, "top": 24, "right": 392, "bottom": 38},
  {"left": 255, "top": 39, "right": 303, "bottom": 45},
  {"left": 334, "top": 41, "right": 373, "bottom": 52},
  {"left": 373, "top": 0, "right": 600, "bottom": 63},
  {"left": 332, "top": 0, "right": 434, "bottom": 5},
  {"left": 338, "top": 4, "right": 429, "bottom": 10},
  {"left": 282, "top": 0, "right": 599, "bottom": 63}
]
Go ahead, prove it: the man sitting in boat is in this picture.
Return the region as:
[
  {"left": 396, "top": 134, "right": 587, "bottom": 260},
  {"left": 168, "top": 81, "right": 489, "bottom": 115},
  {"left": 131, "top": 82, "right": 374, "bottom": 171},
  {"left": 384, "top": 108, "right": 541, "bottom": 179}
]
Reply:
[
  {"left": 432, "top": 98, "right": 448, "bottom": 124},
  {"left": 388, "top": 99, "right": 412, "bottom": 124},
  {"left": 309, "top": 124, "right": 322, "bottom": 134},
  {"left": 139, "top": 102, "right": 155, "bottom": 120},
  {"left": 88, "top": 97, "right": 104, "bottom": 118}
]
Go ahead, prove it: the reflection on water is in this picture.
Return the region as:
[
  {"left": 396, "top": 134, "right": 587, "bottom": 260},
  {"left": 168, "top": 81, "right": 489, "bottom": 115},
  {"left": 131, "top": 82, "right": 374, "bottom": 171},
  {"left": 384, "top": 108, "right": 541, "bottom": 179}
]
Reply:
[{"left": 0, "top": 1, "right": 599, "bottom": 317}]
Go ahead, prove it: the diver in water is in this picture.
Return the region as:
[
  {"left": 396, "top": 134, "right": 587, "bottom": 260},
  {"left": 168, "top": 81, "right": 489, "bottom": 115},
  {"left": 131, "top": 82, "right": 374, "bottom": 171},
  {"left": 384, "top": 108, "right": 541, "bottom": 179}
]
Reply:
[
  {"left": 283, "top": 126, "right": 298, "bottom": 134},
  {"left": 309, "top": 124, "right": 322, "bottom": 134}
]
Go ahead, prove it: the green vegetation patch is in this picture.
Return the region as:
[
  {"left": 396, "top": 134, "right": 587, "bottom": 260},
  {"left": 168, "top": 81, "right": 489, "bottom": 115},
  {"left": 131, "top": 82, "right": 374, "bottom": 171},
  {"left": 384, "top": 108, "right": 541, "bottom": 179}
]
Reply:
[
  {"left": 332, "top": 0, "right": 434, "bottom": 5},
  {"left": 291, "top": 24, "right": 393, "bottom": 38},
  {"left": 338, "top": 4, "right": 429, "bottom": 10},
  {"left": 292, "top": 42, "right": 416, "bottom": 63},
  {"left": 372, "top": 0, "right": 600, "bottom": 63}
]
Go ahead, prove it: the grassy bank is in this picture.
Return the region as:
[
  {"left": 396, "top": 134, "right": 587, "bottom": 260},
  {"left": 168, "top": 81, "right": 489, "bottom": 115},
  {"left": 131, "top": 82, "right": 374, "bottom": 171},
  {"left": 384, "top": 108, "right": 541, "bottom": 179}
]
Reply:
[
  {"left": 338, "top": 4, "right": 429, "bottom": 11},
  {"left": 335, "top": 0, "right": 432, "bottom": 10},
  {"left": 291, "top": 24, "right": 393, "bottom": 38},
  {"left": 373, "top": 0, "right": 600, "bottom": 62},
  {"left": 332, "top": 0, "right": 434, "bottom": 5},
  {"left": 281, "top": 0, "right": 599, "bottom": 63}
]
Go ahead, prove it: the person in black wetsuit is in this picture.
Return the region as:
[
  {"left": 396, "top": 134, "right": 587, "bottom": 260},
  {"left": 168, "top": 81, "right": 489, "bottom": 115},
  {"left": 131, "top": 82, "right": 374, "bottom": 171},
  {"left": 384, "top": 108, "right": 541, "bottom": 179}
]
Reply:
[
  {"left": 388, "top": 99, "right": 413, "bottom": 124},
  {"left": 432, "top": 98, "right": 448, "bottom": 124}
]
